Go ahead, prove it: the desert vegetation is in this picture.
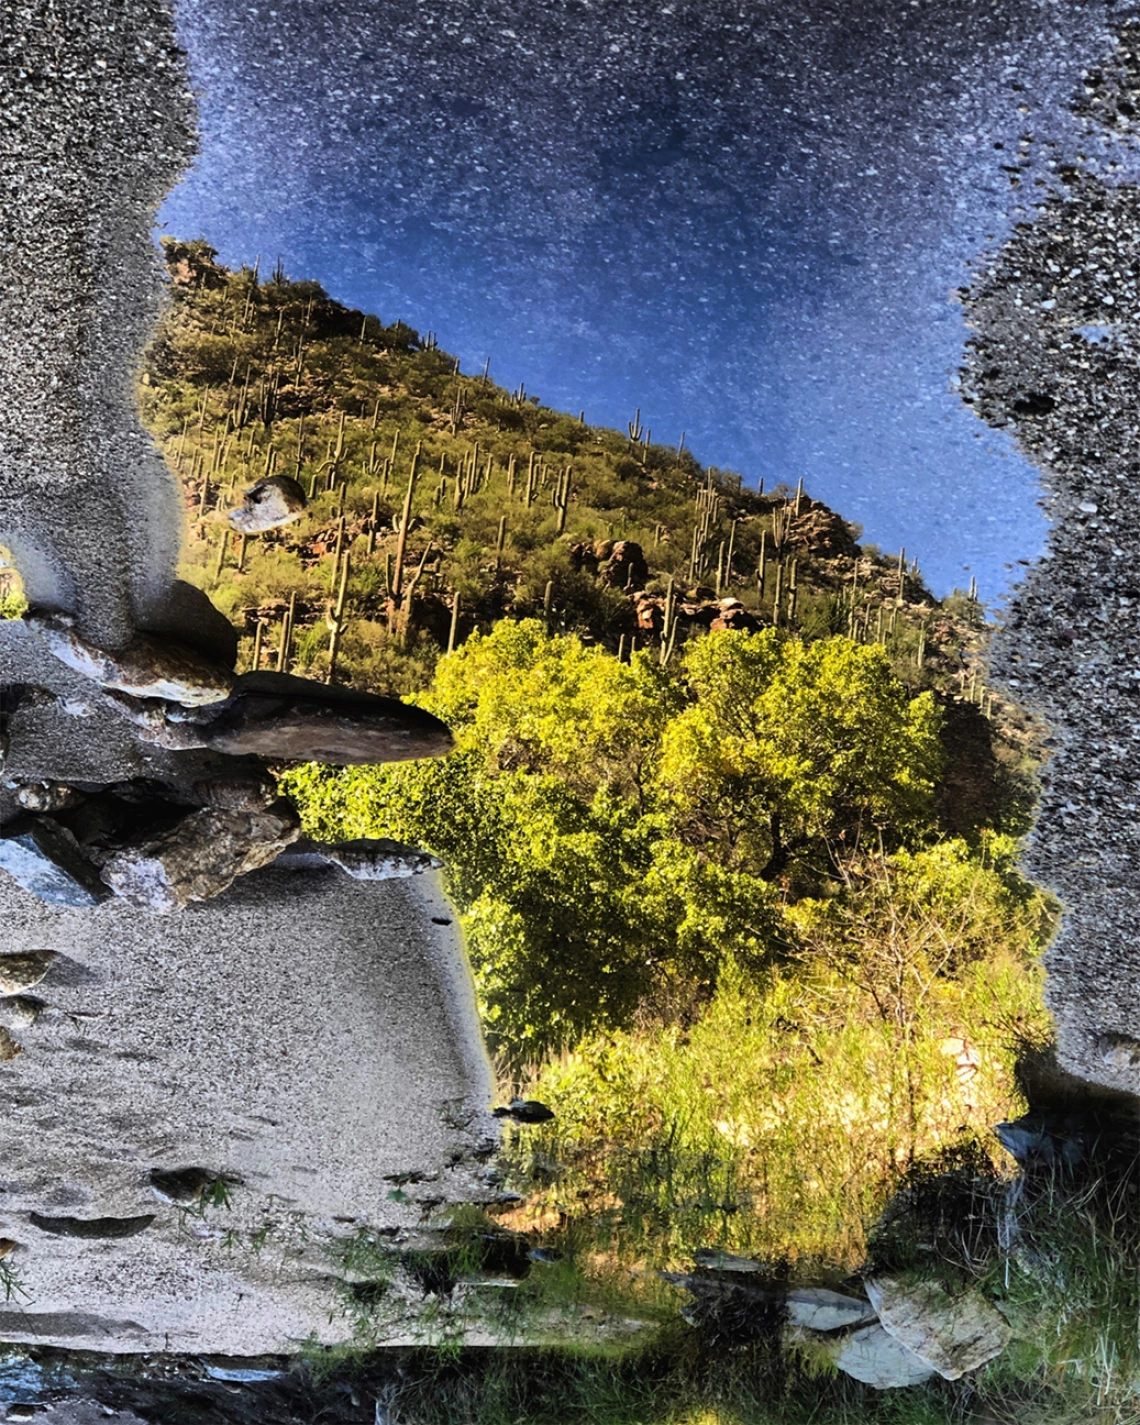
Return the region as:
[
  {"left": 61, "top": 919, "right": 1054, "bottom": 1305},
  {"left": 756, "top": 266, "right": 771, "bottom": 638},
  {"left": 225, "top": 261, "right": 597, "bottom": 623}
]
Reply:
[{"left": 132, "top": 240, "right": 1137, "bottom": 1423}]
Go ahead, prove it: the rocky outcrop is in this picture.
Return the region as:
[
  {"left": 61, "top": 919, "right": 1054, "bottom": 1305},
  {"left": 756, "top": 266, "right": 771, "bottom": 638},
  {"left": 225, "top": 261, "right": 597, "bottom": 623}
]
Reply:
[
  {"left": 275, "top": 837, "right": 441, "bottom": 879},
  {"left": 863, "top": 1276, "right": 1011, "bottom": 1381},
  {"left": 0, "top": 819, "right": 109, "bottom": 907},
  {"left": 99, "top": 801, "right": 301, "bottom": 914},
  {"left": 709, "top": 598, "right": 761, "bottom": 633},
  {"left": 781, "top": 498, "right": 860, "bottom": 559},
  {"left": 227, "top": 476, "right": 308, "bottom": 535},
  {"left": 597, "top": 540, "right": 649, "bottom": 591},
  {"left": 26, "top": 612, "right": 234, "bottom": 706},
  {"left": 115, "top": 671, "right": 455, "bottom": 765}
]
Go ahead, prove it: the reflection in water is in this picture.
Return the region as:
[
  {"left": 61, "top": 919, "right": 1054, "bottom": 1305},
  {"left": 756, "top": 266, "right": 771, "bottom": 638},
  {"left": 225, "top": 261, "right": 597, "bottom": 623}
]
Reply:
[{"left": 0, "top": 0, "right": 1138, "bottom": 1421}]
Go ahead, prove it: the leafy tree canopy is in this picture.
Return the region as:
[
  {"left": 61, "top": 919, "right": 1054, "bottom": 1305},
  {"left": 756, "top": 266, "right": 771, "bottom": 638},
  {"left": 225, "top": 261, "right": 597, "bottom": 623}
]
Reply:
[{"left": 285, "top": 621, "right": 946, "bottom": 1063}]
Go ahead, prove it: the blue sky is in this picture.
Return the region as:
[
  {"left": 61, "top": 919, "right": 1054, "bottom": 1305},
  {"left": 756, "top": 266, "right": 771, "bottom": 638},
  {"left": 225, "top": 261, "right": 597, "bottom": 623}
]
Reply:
[{"left": 161, "top": 0, "right": 1129, "bottom": 602}]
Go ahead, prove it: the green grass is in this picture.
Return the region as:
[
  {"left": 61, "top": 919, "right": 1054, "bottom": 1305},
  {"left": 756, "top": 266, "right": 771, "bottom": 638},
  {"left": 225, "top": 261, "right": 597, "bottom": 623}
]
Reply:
[{"left": 0, "top": 1257, "right": 29, "bottom": 1304}]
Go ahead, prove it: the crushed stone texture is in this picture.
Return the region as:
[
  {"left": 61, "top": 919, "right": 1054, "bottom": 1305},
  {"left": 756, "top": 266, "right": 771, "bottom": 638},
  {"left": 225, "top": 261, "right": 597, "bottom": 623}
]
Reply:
[
  {"left": 0, "top": 864, "right": 496, "bottom": 1354},
  {"left": 0, "top": 0, "right": 199, "bottom": 651},
  {"left": 0, "top": 0, "right": 497, "bottom": 1355},
  {"left": 961, "top": 24, "right": 1140, "bottom": 1094}
]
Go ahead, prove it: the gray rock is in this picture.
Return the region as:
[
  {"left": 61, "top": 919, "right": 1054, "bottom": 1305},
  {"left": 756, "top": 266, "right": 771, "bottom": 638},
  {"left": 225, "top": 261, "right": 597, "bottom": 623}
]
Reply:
[
  {"left": 786, "top": 1287, "right": 878, "bottom": 1332},
  {"left": 0, "top": 951, "right": 56, "bottom": 996},
  {"left": 99, "top": 801, "right": 301, "bottom": 913},
  {"left": 0, "top": 819, "right": 109, "bottom": 907},
  {"left": 26, "top": 611, "right": 234, "bottom": 706},
  {"left": 125, "top": 671, "right": 455, "bottom": 765},
  {"left": 994, "top": 1114, "right": 1084, "bottom": 1170},
  {"left": 14, "top": 781, "right": 85, "bottom": 813},
  {"left": 864, "top": 1276, "right": 1011, "bottom": 1381},
  {"left": 826, "top": 1321, "right": 936, "bottom": 1388},
  {"left": 227, "top": 475, "right": 308, "bottom": 534},
  {"left": 274, "top": 836, "right": 441, "bottom": 879},
  {"left": 191, "top": 774, "right": 279, "bottom": 812}
]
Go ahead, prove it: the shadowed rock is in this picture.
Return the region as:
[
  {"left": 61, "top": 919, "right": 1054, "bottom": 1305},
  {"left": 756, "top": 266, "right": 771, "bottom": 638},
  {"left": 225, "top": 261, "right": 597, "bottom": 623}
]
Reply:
[
  {"left": 191, "top": 774, "right": 279, "bottom": 812},
  {"left": 27, "top": 611, "right": 234, "bottom": 706},
  {"left": 29, "top": 1213, "right": 155, "bottom": 1239},
  {"left": 99, "top": 801, "right": 301, "bottom": 913},
  {"left": 786, "top": 1287, "right": 878, "bottom": 1332},
  {"left": 227, "top": 475, "right": 308, "bottom": 534},
  {"left": 0, "top": 1026, "right": 22, "bottom": 1062},
  {"left": 117, "top": 671, "right": 455, "bottom": 765},
  {"left": 274, "top": 837, "right": 441, "bottom": 879},
  {"left": 864, "top": 1276, "right": 1011, "bottom": 1381},
  {"left": 149, "top": 1167, "right": 229, "bottom": 1205},
  {"left": 492, "top": 1099, "right": 555, "bottom": 1124},
  {"left": 0, "top": 819, "right": 109, "bottom": 907}
]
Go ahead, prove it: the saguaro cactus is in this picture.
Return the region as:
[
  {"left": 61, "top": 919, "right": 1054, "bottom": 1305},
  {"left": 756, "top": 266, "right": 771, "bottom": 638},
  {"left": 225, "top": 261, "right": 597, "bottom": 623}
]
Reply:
[{"left": 391, "top": 443, "right": 421, "bottom": 604}]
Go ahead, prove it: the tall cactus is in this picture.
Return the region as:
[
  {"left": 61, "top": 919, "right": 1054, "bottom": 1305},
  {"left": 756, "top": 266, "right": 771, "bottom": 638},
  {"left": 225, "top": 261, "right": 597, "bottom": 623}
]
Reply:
[
  {"left": 553, "top": 466, "right": 571, "bottom": 533},
  {"left": 391, "top": 442, "right": 421, "bottom": 604},
  {"left": 327, "top": 553, "right": 350, "bottom": 684}
]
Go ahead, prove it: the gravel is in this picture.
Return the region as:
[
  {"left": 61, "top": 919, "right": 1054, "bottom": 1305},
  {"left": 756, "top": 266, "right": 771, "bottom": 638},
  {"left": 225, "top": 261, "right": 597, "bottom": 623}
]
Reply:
[
  {"left": 0, "top": 0, "right": 196, "bottom": 649},
  {"left": 961, "top": 18, "right": 1140, "bottom": 1094}
]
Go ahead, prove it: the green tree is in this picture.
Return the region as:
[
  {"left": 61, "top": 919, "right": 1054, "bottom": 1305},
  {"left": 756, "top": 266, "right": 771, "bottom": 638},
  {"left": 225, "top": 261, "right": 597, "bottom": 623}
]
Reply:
[
  {"left": 285, "top": 622, "right": 943, "bottom": 1062},
  {"left": 657, "top": 630, "right": 944, "bottom": 880}
]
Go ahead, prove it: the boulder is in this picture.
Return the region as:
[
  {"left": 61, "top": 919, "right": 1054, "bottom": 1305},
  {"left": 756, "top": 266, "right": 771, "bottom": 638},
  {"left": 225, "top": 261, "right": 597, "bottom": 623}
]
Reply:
[
  {"left": 274, "top": 836, "right": 441, "bottom": 880},
  {"left": 864, "top": 1276, "right": 1011, "bottom": 1381},
  {"left": 121, "top": 671, "right": 455, "bottom": 766},
  {"left": 598, "top": 540, "right": 649, "bottom": 591},
  {"left": 26, "top": 611, "right": 234, "bottom": 706},
  {"left": 227, "top": 475, "right": 308, "bottom": 535},
  {"left": 825, "top": 1322, "right": 936, "bottom": 1388},
  {"left": 99, "top": 801, "right": 301, "bottom": 914},
  {"left": 0, "top": 1027, "right": 22, "bottom": 1062},
  {"left": 0, "top": 818, "right": 109, "bottom": 907},
  {"left": 710, "top": 603, "right": 762, "bottom": 633},
  {"left": 0, "top": 950, "right": 56, "bottom": 996},
  {"left": 786, "top": 1287, "right": 878, "bottom": 1332}
]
